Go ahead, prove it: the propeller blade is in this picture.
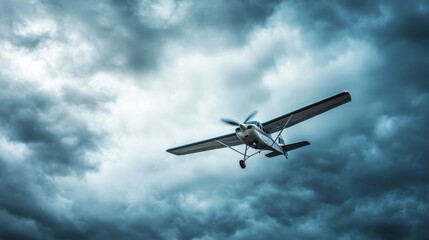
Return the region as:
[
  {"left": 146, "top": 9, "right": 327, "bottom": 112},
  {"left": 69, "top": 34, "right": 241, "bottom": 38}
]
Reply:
[
  {"left": 220, "top": 118, "right": 240, "bottom": 126},
  {"left": 244, "top": 110, "right": 258, "bottom": 123}
]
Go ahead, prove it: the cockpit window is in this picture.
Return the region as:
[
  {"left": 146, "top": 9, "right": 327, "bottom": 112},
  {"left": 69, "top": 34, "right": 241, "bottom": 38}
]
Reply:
[
  {"left": 247, "top": 121, "right": 260, "bottom": 126},
  {"left": 247, "top": 121, "right": 264, "bottom": 131}
]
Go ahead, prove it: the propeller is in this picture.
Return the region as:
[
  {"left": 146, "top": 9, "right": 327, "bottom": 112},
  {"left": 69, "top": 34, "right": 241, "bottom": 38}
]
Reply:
[
  {"left": 220, "top": 118, "right": 240, "bottom": 126},
  {"left": 244, "top": 110, "right": 258, "bottom": 123},
  {"left": 220, "top": 110, "right": 259, "bottom": 127}
]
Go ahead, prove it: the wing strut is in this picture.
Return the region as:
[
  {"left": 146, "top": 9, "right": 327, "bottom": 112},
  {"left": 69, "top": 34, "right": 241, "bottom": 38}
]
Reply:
[
  {"left": 215, "top": 140, "right": 245, "bottom": 156},
  {"left": 272, "top": 114, "right": 293, "bottom": 146}
]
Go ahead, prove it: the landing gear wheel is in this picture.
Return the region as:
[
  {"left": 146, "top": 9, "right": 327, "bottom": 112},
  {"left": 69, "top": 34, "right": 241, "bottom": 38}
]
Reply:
[{"left": 239, "top": 160, "right": 246, "bottom": 169}]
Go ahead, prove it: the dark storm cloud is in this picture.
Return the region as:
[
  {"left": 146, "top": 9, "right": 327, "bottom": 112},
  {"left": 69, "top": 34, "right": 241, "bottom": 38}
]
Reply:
[
  {"left": 0, "top": 79, "right": 108, "bottom": 175},
  {"left": 1, "top": 0, "right": 429, "bottom": 239},
  {"left": 0, "top": 76, "right": 113, "bottom": 238},
  {"left": 61, "top": 84, "right": 114, "bottom": 110},
  {"left": 0, "top": 158, "right": 85, "bottom": 240},
  {"left": 36, "top": 0, "right": 281, "bottom": 76},
  {"left": 188, "top": 0, "right": 281, "bottom": 43}
]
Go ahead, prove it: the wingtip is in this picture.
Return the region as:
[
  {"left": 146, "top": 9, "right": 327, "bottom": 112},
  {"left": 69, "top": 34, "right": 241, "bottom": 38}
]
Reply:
[
  {"left": 166, "top": 148, "right": 173, "bottom": 153},
  {"left": 343, "top": 90, "right": 352, "bottom": 101}
]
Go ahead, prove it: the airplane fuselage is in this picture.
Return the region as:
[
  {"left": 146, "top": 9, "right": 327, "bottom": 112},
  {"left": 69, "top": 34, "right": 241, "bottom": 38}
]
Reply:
[{"left": 235, "top": 124, "right": 284, "bottom": 154}]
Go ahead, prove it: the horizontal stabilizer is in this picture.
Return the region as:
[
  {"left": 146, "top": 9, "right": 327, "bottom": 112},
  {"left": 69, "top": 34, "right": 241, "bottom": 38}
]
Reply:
[
  {"left": 265, "top": 151, "right": 283, "bottom": 158},
  {"left": 282, "top": 141, "right": 310, "bottom": 152},
  {"left": 265, "top": 141, "right": 310, "bottom": 158}
]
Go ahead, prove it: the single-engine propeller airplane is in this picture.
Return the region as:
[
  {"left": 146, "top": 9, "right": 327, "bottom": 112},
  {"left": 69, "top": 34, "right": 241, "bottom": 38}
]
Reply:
[{"left": 167, "top": 91, "right": 351, "bottom": 169}]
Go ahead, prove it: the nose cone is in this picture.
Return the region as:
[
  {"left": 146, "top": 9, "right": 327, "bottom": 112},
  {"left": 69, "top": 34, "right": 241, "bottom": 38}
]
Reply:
[{"left": 239, "top": 124, "right": 246, "bottom": 131}]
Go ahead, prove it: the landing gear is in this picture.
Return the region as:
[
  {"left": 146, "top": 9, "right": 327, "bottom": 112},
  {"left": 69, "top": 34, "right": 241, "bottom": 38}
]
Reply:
[
  {"left": 239, "top": 160, "right": 246, "bottom": 169},
  {"left": 239, "top": 145, "right": 249, "bottom": 169},
  {"left": 215, "top": 140, "right": 261, "bottom": 170},
  {"left": 238, "top": 145, "right": 260, "bottom": 169}
]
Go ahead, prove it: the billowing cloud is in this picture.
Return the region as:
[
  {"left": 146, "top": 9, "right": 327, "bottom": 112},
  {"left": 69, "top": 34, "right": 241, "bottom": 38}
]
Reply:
[{"left": 0, "top": 0, "right": 428, "bottom": 239}]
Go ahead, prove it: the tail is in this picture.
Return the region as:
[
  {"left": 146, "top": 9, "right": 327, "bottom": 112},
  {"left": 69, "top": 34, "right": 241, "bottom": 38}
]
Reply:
[{"left": 265, "top": 141, "right": 310, "bottom": 158}]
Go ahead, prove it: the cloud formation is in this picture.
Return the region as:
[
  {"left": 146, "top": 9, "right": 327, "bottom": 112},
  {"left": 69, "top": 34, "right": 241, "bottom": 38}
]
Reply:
[{"left": 0, "top": 0, "right": 428, "bottom": 239}]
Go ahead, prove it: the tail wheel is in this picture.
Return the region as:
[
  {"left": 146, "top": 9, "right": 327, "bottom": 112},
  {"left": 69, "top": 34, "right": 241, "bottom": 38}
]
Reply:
[{"left": 239, "top": 160, "right": 246, "bottom": 169}]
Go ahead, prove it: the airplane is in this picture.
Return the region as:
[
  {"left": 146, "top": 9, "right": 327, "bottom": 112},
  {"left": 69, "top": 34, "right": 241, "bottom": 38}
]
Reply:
[{"left": 166, "top": 91, "right": 352, "bottom": 169}]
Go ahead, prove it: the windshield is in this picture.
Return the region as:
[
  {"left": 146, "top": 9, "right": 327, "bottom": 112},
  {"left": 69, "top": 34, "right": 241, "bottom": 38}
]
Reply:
[
  {"left": 247, "top": 121, "right": 261, "bottom": 128},
  {"left": 247, "top": 120, "right": 267, "bottom": 133}
]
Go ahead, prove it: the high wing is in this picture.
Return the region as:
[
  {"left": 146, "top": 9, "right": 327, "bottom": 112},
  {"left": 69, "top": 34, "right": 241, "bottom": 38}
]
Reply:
[
  {"left": 263, "top": 91, "right": 352, "bottom": 134},
  {"left": 166, "top": 133, "right": 243, "bottom": 155}
]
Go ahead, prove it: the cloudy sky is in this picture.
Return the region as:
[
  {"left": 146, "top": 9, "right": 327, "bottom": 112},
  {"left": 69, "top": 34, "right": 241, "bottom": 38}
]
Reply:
[{"left": 1, "top": 0, "right": 428, "bottom": 239}]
